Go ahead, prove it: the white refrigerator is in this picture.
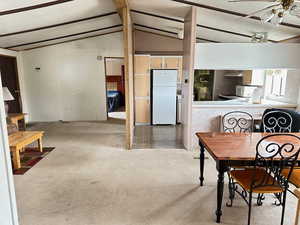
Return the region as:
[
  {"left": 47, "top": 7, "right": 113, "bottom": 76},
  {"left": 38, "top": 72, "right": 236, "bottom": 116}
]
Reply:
[{"left": 151, "top": 69, "right": 177, "bottom": 125}]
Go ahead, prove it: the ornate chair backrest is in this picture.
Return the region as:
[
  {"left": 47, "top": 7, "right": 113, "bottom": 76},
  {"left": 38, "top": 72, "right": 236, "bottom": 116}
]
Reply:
[
  {"left": 251, "top": 134, "right": 300, "bottom": 191},
  {"left": 262, "top": 110, "right": 293, "bottom": 133},
  {"left": 222, "top": 111, "right": 254, "bottom": 133}
]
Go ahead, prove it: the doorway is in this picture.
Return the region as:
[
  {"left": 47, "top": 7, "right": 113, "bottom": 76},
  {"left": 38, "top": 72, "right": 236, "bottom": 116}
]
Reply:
[
  {"left": 0, "top": 55, "right": 22, "bottom": 113},
  {"left": 104, "top": 57, "right": 126, "bottom": 120}
]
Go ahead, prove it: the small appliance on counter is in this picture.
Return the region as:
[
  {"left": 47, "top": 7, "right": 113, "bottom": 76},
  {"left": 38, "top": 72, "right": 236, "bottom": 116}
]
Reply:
[
  {"left": 151, "top": 69, "right": 177, "bottom": 125},
  {"left": 236, "top": 85, "right": 259, "bottom": 98}
]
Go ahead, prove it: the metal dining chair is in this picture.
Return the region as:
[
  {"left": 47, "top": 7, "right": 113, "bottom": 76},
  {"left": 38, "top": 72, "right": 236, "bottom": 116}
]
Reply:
[
  {"left": 227, "top": 133, "right": 300, "bottom": 225},
  {"left": 262, "top": 110, "right": 293, "bottom": 133},
  {"left": 222, "top": 111, "right": 255, "bottom": 207},
  {"left": 222, "top": 111, "right": 254, "bottom": 133}
]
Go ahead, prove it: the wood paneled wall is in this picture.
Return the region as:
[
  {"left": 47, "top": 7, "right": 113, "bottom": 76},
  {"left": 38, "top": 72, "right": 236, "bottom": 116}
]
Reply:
[{"left": 182, "top": 7, "right": 197, "bottom": 150}]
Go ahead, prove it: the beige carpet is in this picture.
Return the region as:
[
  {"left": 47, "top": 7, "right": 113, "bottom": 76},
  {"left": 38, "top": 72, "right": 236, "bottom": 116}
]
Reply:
[{"left": 14, "top": 121, "right": 297, "bottom": 225}]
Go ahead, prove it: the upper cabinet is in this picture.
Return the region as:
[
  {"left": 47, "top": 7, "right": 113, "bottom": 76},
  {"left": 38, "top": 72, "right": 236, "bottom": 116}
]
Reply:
[
  {"left": 165, "top": 57, "right": 180, "bottom": 69},
  {"left": 243, "top": 70, "right": 265, "bottom": 86},
  {"left": 149, "top": 56, "right": 183, "bottom": 82},
  {"left": 134, "top": 55, "right": 150, "bottom": 75},
  {"left": 150, "top": 57, "right": 163, "bottom": 69}
]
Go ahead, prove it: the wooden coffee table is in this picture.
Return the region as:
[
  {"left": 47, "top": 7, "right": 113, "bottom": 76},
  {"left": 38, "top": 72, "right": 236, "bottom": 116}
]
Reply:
[{"left": 9, "top": 131, "right": 44, "bottom": 169}]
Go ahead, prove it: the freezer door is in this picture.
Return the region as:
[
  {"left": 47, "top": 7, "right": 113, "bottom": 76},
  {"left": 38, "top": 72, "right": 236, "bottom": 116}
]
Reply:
[
  {"left": 153, "top": 70, "right": 177, "bottom": 87},
  {"left": 152, "top": 86, "right": 177, "bottom": 125}
]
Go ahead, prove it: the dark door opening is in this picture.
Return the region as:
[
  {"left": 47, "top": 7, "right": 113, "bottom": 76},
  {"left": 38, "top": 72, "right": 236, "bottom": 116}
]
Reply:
[{"left": 0, "top": 55, "right": 22, "bottom": 113}]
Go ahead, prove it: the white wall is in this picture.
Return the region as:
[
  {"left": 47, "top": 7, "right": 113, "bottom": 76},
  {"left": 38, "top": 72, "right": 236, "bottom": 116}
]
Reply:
[
  {"left": 195, "top": 43, "right": 300, "bottom": 70},
  {"left": 21, "top": 32, "right": 124, "bottom": 122},
  {"left": 266, "top": 70, "right": 300, "bottom": 104}
]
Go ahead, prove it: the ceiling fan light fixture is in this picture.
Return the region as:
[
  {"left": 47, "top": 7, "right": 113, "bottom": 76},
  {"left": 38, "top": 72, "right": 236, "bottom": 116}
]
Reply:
[
  {"left": 261, "top": 9, "right": 276, "bottom": 23},
  {"left": 270, "top": 11, "right": 284, "bottom": 26}
]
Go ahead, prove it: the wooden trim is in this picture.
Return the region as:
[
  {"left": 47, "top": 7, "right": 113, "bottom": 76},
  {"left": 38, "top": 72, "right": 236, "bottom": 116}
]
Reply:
[
  {"left": 5, "top": 24, "right": 123, "bottom": 49},
  {"left": 0, "top": 11, "right": 117, "bottom": 37},
  {"left": 134, "top": 23, "right": 177, "bottom": 35},
  {"left": 197, "top": 37, "right": 219, "bottom": 43},
  {"left": 135, "top": 28, "right": 182, "bottom": 40},
  {"left": 0, "top": 0, "right": 74, "bottom": 16},
  {"left": 21, "top": 30, "right": 122, "bottom": 51},
  {"left": 135, "top": 51, "right": 183, "bottom": 55},
  {"left": 134, "top": 24, "right": 218, "bottom": 42},
  {"left": 170, "top": 0, "right": 300, "bottom": 30}
]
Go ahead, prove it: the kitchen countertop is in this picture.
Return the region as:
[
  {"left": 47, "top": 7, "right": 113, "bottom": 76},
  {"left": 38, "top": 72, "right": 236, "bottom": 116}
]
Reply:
[{"left": 192, "top": 99, "right": 298, "bottom": 108}]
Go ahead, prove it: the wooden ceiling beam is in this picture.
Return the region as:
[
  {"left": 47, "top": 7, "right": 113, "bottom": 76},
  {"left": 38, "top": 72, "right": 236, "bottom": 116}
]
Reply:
[
  {"left": 0, "top": 0, "right": 74, "bottom": 16},
  {"left": 0, "top": 11, "right": 117, "bottom": 37},
  {"left": 4, "top": 24, "right": 123, "bottom": 49},
  {"left": 170, "top": 0, "right": 300, "bottom": 30}
]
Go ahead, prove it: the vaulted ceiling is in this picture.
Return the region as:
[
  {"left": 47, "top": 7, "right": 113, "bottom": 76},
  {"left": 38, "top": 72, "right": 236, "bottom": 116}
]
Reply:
[{"left": 1, "top": 0, "right": 300, "bottom": 51}]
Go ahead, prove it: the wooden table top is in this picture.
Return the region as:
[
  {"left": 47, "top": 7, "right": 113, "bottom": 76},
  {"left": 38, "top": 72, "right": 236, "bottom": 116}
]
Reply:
[
  {"left": 9, "top": 131, "right": 44, "bottom": 146},
  {"left": 8, "top": 113, "right": 27, "bottom": 119},
  {"left": 196, "top": 132, "right": 300, "bottom": 161}
]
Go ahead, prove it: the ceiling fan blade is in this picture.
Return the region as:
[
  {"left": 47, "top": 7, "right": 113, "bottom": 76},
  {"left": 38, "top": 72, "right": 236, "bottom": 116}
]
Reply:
[
  {"left": 290, "top": 3, "right": 300, "bottom": 16},
  {"left": 244, "top": 3, "right": 280, "bottom": 18}
]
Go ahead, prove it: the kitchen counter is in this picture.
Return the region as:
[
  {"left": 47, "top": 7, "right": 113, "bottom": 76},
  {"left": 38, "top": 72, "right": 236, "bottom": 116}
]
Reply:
[
  {"left": 192, "top": 99, "right": 297, "bottom": 108},
  {"left": 191, "top": 99, "right": 298, "bottom": 150}
]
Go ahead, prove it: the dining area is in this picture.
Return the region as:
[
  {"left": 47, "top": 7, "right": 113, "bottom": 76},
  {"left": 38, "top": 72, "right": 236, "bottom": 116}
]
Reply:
[{"left": 196, "top": 108, "right": 300, "bottom": 225}]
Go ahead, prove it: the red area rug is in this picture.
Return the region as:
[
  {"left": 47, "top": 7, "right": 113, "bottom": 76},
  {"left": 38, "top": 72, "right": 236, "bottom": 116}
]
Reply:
[{"left": 13, "top": 147, "right": 55, "bottom": 175}]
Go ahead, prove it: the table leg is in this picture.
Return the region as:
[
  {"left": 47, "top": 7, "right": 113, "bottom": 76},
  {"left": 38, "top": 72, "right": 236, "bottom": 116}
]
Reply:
[
  {"left": 199, "top": 141, "right": 205, "bottom": 186},
  {"left": 12, "top": 148, "right": 21, "bottom": 169},
  {"left": 216, "top": 161, "right": 226, "bottom": 223},
  {"left": 37, "top": 137, "right": 43, "bottom": 152}
]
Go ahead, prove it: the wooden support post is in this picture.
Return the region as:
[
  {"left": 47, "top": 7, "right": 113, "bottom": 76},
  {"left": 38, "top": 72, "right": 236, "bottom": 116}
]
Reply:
[
  {"left": 113, "top": 0, "right": 134, "bottom": 149},
  {"left": 181, "top": 6, "right": 197, "bottom": 150}
]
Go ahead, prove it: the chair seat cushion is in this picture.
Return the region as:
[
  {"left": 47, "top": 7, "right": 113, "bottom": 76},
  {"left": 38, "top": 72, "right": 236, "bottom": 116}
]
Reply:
[
  {"left": 282, "top": 168, "right": 300, "bottom": 187},
  {"left": 230, "top": 168, "right": 283, "bottom": 193}
]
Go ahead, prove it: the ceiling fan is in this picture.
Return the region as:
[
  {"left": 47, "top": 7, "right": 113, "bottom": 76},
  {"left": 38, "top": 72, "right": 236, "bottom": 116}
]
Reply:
[{"left": 229, "top": 0, "right": 300, "bottom": 25}]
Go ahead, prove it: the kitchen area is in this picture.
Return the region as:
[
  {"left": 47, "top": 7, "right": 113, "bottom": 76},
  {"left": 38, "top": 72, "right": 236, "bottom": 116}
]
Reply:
[
  {"left": 132, "top": 53, "right": 300, "bottom": 150},
  {"left": 133, "top": 55, "right": 183, "bottom": 149},
  {"left": 191, "top": 68, "right": 300, "bottom": 150}
]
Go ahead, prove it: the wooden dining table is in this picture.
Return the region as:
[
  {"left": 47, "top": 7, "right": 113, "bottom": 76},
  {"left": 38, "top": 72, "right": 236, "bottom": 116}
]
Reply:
[{"left": 196, "top": 132, "right": 300, "bottom": 223}]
